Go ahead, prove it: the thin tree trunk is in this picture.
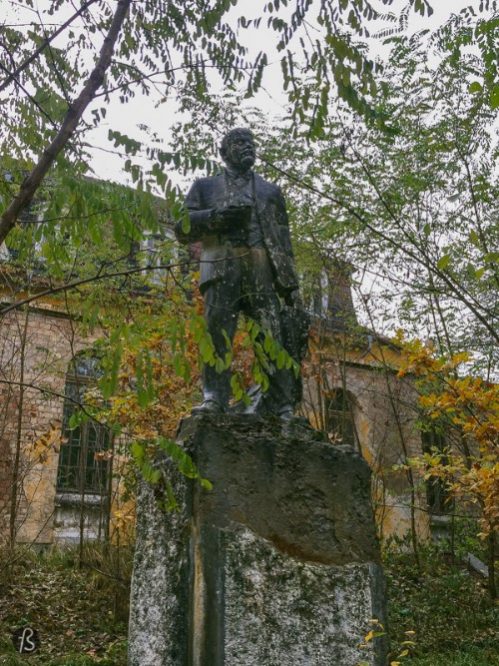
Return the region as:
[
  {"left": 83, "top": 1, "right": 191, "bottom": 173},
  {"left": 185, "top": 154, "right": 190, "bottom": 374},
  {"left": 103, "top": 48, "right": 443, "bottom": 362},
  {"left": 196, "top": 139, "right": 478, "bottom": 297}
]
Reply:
[
  {"left": 105, "top": 436, "right": 115, "bottom": 543},
  {"left": 78, "top": 422, "right": 87, "bottom": 570},
  {"left": 363, "top": 302, "right": 421, "bottom": 569},
  {"left": 487, "top": 529, "right": 496, "bottom": 600},
  {"left": 8, "top": 308, "right": 30, "bottom": 547},
  {"left": 0, "top": 0, "right": 132, "bottom": 246}
]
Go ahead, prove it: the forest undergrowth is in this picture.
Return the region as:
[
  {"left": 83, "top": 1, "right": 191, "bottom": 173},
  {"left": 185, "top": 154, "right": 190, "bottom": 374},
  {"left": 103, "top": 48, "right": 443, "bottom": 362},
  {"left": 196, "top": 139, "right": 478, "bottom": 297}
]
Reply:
[
  {"left": 0, "top": 528, "right": 497, "bottom": 665},
  {"left": 385, "top": 524, "right": 498, "bottom": 666}
]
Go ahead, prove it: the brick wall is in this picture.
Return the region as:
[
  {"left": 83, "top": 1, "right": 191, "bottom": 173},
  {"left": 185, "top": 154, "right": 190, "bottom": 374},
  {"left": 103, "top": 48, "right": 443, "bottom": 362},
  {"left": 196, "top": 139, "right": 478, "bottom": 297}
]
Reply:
[
  {"left": 0, "top": 306, "right": 94, "bottom": 545},
  {"left": 0, "top": 303, "right": 427, "bottom": 545},
  {"left": 303, "top": 352, "right": 429, "bottom": 541}
]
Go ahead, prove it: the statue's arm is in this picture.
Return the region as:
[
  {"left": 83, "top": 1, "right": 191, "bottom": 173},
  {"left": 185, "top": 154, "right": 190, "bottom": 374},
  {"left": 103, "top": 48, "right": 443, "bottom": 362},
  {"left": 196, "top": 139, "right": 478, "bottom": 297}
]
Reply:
[
  {"left": 175, "top": 180, "right": 217, "bottom": 244},
  {"left": 275, "top": 186, "right": 302, "bottom": 305},
  {"left": 275, "top": 186, "right": 295, "bottom": 259}
]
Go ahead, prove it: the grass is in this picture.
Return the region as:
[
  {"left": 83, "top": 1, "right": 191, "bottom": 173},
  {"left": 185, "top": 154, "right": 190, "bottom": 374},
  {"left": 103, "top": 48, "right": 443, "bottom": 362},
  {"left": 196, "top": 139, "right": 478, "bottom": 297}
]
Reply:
[
  {"left": 385, "top": 536, "right": 498, "bottom": 665},
  {"left": 409, "top": 647, "right": 499, "bottom": 666},
  {"left": 0, "top": 544, "right": 130, "bottom": 665}
]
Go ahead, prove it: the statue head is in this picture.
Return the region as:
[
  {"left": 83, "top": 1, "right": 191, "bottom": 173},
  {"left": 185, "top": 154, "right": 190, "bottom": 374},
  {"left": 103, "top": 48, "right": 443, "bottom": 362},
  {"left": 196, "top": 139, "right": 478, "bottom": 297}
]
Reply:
[{"left": 220, "top": 128, "right": 256, "bottom": 172}]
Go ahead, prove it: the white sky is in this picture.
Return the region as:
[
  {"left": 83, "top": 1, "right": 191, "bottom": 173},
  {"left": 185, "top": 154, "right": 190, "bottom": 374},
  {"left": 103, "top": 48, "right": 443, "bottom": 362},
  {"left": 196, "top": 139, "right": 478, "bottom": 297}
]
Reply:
[
  {"left": 81, "top": 0, "right": 477, "bottom": 185},
  {"left": 1, "top": 0, "right": 480, "bottom": 186},
  {"left": 0, "top": 0, "right": 487, "bottom": 337}
]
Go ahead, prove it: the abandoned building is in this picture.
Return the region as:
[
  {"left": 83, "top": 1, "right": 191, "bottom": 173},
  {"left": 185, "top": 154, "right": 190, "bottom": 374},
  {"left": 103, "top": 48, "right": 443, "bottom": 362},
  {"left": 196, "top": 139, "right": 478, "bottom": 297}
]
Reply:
[{"left": 0, "top": 183, "right": 433, "bottom": 548}]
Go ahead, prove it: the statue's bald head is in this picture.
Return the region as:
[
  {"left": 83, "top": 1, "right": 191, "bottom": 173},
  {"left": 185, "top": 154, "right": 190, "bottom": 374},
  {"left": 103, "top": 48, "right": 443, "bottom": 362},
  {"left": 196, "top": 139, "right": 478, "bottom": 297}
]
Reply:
[{"left": 220, "top": 128, "right": 256, "bottom": 172}]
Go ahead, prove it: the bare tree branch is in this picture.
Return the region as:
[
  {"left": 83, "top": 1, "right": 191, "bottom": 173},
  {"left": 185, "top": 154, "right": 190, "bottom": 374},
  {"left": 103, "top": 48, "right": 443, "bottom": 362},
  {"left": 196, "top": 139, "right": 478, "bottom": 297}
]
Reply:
[
  {"left": 0, "top": 258, "right": 187, "bottom": 316},
  {"left": 0, "top": 0, "right": 132, "bottom": 246}
]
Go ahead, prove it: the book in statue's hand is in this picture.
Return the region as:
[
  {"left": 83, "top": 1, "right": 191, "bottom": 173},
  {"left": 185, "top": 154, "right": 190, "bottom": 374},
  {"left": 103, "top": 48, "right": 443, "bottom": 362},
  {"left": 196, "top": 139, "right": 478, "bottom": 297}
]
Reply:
[{"left": 216, "top": 203, "right": 252, "bottom": 229}]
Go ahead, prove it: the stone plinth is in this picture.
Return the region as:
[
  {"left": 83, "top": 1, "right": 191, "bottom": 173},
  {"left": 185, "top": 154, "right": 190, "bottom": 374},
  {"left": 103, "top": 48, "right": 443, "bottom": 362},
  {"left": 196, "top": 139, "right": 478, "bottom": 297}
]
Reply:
[{"left": 128, "top": 415, "right": 387, "bottom": 666}]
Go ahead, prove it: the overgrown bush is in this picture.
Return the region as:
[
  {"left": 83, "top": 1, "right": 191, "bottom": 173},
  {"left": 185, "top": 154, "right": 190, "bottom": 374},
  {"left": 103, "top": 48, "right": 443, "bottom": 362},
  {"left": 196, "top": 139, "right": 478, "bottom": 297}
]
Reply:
[
  {"left": 2, "top": 535, "right": 498, "bottom": 665},
  {"left": 385, "top": 530, "right": 498, "bottom": 665}
]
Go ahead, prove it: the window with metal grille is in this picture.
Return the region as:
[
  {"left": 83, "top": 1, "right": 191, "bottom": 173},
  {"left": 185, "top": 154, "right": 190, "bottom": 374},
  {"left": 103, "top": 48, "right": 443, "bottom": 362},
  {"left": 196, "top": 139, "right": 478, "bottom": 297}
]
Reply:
[
  {"left": 325, "top": 389, "right": 356, "bottom": 447},
  {"left": 56, "top": 355, "right": 110, "bottom": 494},
  {"left": 421, "top": 427, "right": 450, "bottom": 515}
]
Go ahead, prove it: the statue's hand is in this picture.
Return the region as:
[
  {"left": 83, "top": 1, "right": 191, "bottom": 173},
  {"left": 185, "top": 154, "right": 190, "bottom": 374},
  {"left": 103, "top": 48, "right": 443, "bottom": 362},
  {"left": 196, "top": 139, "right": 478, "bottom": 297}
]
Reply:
[
  {"left": 212, "top": 205, "right": 252, "bottom": 230},
  {"left": 285, "top": 289, "right": 303, "bottom": 308}
]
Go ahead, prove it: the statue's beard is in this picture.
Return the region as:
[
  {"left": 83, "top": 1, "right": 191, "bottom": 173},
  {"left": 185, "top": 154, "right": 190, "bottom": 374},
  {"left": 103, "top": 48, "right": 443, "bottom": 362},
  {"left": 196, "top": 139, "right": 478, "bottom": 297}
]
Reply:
[
  {"left": 225, "top": 151, "right": 255, "bottom": 172},
  {"left": 238, "top": 154, "right": 255, "bottom": 169}
]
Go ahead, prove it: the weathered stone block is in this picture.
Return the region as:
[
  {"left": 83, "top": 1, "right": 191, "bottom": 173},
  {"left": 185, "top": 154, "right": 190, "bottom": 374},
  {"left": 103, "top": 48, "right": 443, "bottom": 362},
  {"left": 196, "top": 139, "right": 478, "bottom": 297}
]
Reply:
[{"left": 128, "top": 415, "right": 387, "bottom": 665}]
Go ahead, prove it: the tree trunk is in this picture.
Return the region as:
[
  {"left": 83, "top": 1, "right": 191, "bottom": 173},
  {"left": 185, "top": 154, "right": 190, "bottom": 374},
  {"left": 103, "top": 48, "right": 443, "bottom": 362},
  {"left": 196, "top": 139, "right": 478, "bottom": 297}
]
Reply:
[
  {"left": 8, "top": 308, "right": 30, "bottom": 547},
  {"left": 488, "top": 529, "right": 497, "bottom": 600},
  {"left": 0, "top": 0, "right": 132, "bottom": 246}
]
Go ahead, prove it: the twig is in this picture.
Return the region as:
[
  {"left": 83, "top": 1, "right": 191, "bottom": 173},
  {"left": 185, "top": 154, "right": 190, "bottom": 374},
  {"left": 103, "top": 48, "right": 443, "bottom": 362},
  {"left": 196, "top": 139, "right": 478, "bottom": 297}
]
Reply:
[{"left": 0, "top": 0, "right": 99, "bottom": 94}]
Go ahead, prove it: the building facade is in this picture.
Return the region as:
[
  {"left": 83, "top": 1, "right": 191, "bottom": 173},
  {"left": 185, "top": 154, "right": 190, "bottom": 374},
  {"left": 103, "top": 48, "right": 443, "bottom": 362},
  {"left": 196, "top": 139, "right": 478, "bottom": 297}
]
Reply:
[{"left": 0, "top": 277, "right": 432, "bottom": 547}]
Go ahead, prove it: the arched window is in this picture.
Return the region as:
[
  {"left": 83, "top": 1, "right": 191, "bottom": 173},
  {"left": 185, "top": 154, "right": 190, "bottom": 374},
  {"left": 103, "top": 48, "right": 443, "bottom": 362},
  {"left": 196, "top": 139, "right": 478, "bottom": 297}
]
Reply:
[
  {"left": 325, "top": 388, "right": 356, "bottom": 447},
  {"left": 56, "top": 355, "right": 110, "bottom": 495}
]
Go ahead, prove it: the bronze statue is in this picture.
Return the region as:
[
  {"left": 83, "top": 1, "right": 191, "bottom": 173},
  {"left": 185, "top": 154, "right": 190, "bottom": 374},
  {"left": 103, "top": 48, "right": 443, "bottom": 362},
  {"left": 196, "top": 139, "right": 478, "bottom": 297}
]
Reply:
[{"left": 176, "top": 128, "right": 308, "bottom": 419}]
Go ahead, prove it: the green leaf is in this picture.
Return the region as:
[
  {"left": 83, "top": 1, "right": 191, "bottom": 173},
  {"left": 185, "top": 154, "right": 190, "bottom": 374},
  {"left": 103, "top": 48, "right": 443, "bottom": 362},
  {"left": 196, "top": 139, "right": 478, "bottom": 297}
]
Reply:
[
  {"left": 469, "top": 230, "right": 480, "bottom": 247},
  {"left": 201, "top": 478, "right": 213, "bottom": 491},
  {"left": 164, "top": 482, "right": 178, "bottom": 511},
  {"left": 199, "top": 336, "right": 215, "bottom": 364},
  {"left": 68, "top": 412, "right": 84, "bottom": 430},
  {"left": 276, "top": 349, "right": 286, "bottom": 369},
  {"left": 437, "top": 255, "right": 451, "bottom": 271},
  {"left": 158, "top": 437, "right": 211, "bottom": 488},
  {"left": 490, "top": 84, "right": 499, "bottom": 109},
  {"left": 230, "top": 373, "right": 244, "bottom": 400},
  {"left": 180, "top": 209, "right": 191, "bottom": 234},
  {"left": 130, "top": 441, "right": 146, "bottom": 464},
  {"left": 140, "top": 461, "right": 161, "bottom": 485},
  {"left": 100, "top": 342, "right": 122, "bottom": 399},
  {"left": 468, "top": 81, "right": 482, "bottom": 94}
]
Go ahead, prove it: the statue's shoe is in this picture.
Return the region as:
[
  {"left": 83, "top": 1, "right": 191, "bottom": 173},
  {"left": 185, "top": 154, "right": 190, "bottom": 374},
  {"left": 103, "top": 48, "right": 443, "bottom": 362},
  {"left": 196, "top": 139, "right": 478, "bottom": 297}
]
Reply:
[
  {"left": 277, "top": 405, "right": 294, "bottom": 421},
  {"left": 192, "top": 399, "right": 225, "bottom": 414}
]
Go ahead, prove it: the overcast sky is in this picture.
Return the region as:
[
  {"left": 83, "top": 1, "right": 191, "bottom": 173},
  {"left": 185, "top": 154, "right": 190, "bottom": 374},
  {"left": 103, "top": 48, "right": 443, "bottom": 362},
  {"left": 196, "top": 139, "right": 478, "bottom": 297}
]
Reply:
[
  {"left": 84, "top": 0, "right": 476, "bottom": 186},
  {"left": 1, "top": 0, "right": 486, "bottom": 335},
  {"left": 2, "top": 0, "right": 480, "bottom": 186}
]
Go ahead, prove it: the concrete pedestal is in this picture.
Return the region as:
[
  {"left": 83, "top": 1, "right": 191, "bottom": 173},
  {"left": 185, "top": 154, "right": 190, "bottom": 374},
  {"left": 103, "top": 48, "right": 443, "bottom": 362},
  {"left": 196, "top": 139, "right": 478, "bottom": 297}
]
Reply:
[{"left": 128, "top": 415, "right": 387, "bottom": 665}]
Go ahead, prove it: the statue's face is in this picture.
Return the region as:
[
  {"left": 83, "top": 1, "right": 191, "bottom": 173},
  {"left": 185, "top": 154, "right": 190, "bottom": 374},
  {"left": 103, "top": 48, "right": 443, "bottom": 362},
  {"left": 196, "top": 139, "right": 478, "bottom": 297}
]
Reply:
[{"left": 224, "top": 132, "right": 256, "bottom": 171}]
